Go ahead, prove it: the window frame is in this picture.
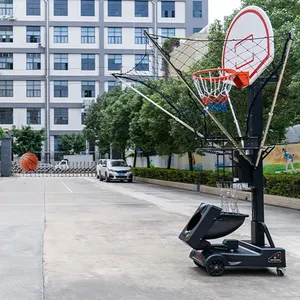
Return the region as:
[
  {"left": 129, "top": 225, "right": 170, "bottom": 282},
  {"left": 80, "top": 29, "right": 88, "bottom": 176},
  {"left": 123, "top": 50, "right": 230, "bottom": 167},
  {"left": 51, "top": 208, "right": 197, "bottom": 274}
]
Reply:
[
  {"left": 26, "top": 0, "right": 40, "bottom": 16},
  {"left": 81, "top": 27, "right": 95, "bottom": 44},
  {"left": 26, "top": 26, "right": 41, "bottom": 43},
  {"left": 54, "top": 0, "right": 68, "bottom": 16},
  {"left": 81, "top": 81, "right": 95, "bottom": 98},
  {"left": 0, "top": 80, "right": 13, "bottom": 97},
  {"left": 161, "top": 1, "right": 175, "bottom": 18},
  {"left": 54, "top": 108, "right": 68, "bottom": 125},
  {"left": 0, "top": 0, "right": 13, "bottom": 15},
  {"left": 81, "top": 54, "right": 96, "bottom": 71},
  {"left": 27, "top": 108, "right": 41, "bottom": 125},
  {"left": 0, "top": 26, "right": 13, "bottom": 43},
  {"left": 107, "top": 81, "right": 120, "bottom": 91},
  {"left": 107, "top": 54, "right": 122, "bottom": 71},
  {"left": 135, "top": 0, "right": 148, "bottom": 17},
  {"left": 108, "top": 0, "right": 122, "bottom": 17},
  {"left": 135, "top": 54, "right": 149, "bottom": 71},
  {"left": 108, "top": 27, "right": 122, "bottom": 44},
  {"left": 26, "top": 53, "right": 41, "bottom": 70},
  {"left": 135, "top": 27, "right": 148, "bottom": 44},
  {"left": 54, "top": 26, "right": 68, "bottom": 44},
  {"left": 54, "top": 53, "right": 68, "bottom": 70},
  {"left": 0, "top": 107, "right": 13, "bottom": 124},
  {"left": 54, "top": 80, "right": 68, "bottom": 98},
  {"left": 26, "top": 80, "right": 41, "bottom": 97},
  {"left": 193, "top": 1, "right": 202, "bottom": 18},
  {"left": 81, "top": 0, "right": 95, "bottom": 16},
  {"left": 0, "top": 53, "right": 13, "bottom": 70}
]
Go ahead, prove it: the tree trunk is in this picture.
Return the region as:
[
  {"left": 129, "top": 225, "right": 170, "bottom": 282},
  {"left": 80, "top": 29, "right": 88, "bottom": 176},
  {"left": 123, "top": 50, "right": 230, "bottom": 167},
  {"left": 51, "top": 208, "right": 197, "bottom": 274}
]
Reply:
[
  {"left": 188, "top": 152, "right": 194, "bottom": 171},
  {"left": 146, "top": 154, "right": 150, "bottom": 168},
  {"left": 167, "top": 154, "right": 172, "bottom": 169},
  {"left": 133, "top": 149, "right": 137, "bottom": 168},
  {"left": 123, "top": 150, "right": 126, "bottom": 160}
]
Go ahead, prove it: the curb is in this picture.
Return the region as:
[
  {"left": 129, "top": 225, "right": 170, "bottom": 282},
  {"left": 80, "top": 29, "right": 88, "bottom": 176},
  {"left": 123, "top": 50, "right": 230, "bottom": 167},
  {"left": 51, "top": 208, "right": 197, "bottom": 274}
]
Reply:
[{"left": 135, "top": 177, "right": 300, "bottom": 210}]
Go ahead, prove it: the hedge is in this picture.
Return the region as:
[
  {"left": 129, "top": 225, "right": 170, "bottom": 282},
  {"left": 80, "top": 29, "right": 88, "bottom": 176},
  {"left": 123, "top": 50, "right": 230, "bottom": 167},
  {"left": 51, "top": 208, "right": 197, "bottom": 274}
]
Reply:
[{"left": 132, "top": 168, "right": 300, "bottom": 199}]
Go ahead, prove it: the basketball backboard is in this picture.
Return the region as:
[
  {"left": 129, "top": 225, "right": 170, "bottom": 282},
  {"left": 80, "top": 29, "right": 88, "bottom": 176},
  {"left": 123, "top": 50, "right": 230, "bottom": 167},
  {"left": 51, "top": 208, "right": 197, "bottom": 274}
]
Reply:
[{"left": 222, "top": 6, "right": 274, "bottom": 86}]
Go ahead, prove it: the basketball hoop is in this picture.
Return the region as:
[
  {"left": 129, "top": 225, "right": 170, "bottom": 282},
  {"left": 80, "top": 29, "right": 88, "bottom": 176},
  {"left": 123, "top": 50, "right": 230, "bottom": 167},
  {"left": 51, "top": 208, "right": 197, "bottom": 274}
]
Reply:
[{"left": 192, "top": 68, "right": 249, "bottom": 112}]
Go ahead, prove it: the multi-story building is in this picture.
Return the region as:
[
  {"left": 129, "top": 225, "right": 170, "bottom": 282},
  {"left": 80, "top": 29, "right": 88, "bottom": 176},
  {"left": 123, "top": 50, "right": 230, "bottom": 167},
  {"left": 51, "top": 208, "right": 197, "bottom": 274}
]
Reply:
[{"left": 0, "top": 0, "right": 208, "bottom": 155}]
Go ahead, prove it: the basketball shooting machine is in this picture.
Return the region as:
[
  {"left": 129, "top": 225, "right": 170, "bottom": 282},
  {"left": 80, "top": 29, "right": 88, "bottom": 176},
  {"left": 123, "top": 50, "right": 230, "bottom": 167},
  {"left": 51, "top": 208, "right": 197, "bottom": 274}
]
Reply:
[{"left": 113, "top": 6, "right": 294, "bottom": 276}]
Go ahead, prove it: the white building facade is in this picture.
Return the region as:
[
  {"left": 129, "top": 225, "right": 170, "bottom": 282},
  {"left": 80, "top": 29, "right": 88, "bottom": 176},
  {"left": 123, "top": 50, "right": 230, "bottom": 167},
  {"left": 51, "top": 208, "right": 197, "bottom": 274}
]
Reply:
[{"left": 0, "top": 0, "right": 208, "bottom": 154}]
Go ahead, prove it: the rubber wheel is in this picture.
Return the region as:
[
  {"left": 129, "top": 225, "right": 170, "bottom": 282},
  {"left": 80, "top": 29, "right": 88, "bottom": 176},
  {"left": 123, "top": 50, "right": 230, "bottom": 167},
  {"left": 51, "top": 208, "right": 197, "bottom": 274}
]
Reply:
[
  {"left": 128, "top": 179, "right": 133, "bottom": 183},
  {"left": 96, "top": 175, "right": 99, "bottom": 179},
  {"left": 104, "top": 173, "right": 110, "bottom": 182},
  {"left": 99, "top": 173, "right": 103, "bottom": 181},
  {"left": 193, "top": 260, "right": 203, "bottom": 268},
  {"left": 206, "top": 259, "right": 225, "bottom": 276},
  {"left": 277, "top": 268, "right": 285, "bottom": 276}
]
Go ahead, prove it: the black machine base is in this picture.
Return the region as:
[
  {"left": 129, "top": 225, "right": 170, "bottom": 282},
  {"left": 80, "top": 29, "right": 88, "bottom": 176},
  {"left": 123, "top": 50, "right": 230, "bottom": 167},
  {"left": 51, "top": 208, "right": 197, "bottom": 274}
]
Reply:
[{"left": 190, "top": 240, "right": 286, "bottom": 277}]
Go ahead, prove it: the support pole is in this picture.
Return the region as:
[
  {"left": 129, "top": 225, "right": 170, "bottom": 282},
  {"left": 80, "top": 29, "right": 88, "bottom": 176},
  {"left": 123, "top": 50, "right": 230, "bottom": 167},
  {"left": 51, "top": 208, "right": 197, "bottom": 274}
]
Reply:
[{"left": 0, "top": 138, "right": 12, "bottom": 177}]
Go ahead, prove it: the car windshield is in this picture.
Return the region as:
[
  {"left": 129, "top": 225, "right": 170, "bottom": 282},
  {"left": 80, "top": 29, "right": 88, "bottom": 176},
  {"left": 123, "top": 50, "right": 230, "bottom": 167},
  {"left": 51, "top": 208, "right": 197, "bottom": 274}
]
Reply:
[{"left": 110, "top": 161, "right": 128, "bottom": 167}]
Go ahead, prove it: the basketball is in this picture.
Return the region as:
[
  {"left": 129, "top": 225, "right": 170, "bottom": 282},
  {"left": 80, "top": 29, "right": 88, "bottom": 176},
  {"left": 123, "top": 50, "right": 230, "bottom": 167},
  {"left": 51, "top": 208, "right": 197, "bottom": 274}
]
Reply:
[{"left": 20, "top": 152, "right": 39, "bottom": 171}]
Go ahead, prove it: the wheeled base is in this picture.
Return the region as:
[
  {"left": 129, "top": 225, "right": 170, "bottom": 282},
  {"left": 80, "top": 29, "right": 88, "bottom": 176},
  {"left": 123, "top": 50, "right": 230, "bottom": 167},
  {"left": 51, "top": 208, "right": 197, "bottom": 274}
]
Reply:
[{"left": 190, "top": 240, "right": 286, "bottom": 276}]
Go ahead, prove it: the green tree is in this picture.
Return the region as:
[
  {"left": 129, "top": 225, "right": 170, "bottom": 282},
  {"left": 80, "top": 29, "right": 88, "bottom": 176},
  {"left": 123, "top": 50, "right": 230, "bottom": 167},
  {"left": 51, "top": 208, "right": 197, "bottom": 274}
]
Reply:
[
  {"left": 0, "top": 127, "right": 8, "bottom": 139},
  {"left": 59, "top": 133, "right": 86, "bottom": 155},
  {"left": 12, "top": 126, "right": 45, "bottom": 156}
]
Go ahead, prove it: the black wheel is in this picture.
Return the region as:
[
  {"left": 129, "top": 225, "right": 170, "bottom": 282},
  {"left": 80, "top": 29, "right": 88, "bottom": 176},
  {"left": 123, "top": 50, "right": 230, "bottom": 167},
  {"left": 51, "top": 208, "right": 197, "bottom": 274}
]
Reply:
[
  {"left": 96, "top": 174, "right": 99, "bottom": 179},
  {"left": 277, "top": 268, "right": 285, "bottom": 276},
  {"left": 193, "top": 260, "right": 203, "bottom": 268},
  {"left": 206, "top": 258, "right": 225, "bottom": 276},
  {"left": 99, "top": 173, "right": 103, "bottom": 181},
  {"left": 104, "top": 173, "right": 110, "bottom": 182},
  {"left": 128, "top": 179, "right": 133, "bottom": 183}
]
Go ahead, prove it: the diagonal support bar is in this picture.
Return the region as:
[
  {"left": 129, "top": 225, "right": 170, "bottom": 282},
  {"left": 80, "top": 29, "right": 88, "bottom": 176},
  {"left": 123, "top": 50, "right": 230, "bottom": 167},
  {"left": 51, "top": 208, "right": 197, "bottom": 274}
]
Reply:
[
  {"left": 144, "top": 31, "right": 253, "bottom": 166},
  {"left": 255, "top": 31, "right": 294, "bottom": 167}
]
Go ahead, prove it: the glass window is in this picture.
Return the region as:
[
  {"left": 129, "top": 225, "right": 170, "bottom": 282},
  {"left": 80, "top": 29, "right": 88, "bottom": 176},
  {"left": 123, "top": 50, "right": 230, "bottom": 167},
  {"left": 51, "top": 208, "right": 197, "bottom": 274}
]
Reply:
[
  {"left": 193, "top": 1, "right": 202, "bottom": 18},
  {"left": 193, "top": 28, "right": 202, "bottom": 33},
  {"left": 108, "top": 0, "right": 121, "bottom": 17},
  {"left": 0, "top": 80, "right": 13, "bottom": 97},
  {"left": 0, "top": 53, "right": 13, "bottom": 70},
  {"left": 26, "top": 0, "right": 40, "bottom": 16},
  {"left": 26, "top": 53, "right": 41, "bottom": 70},
  {"left": 54, "top": 135, "right": 61, "bottom": 151},
  {"left": 54, "top": 54, "right": 68, "bottom": 70},
  {"left": 81, "top": 81, "right": 95, "bottom": 97},
  {"left": 81, "top": 27, "right": 95, "bottom": 43},
  {"left": 135, "top": 54, "right": 149, "bottom": 71},
  {"left": 54, "top": 0, "right": 68, "bottom": 16},
  {"left": 81, "top": 54, "right": 95, "bottom": 70},
  {"left": 108, "top": 27, "right": 122, "bottom": 44},
  {"left": 161, "top": 28, "right": 175, "bottom": 43},
  {"left": 54, "top": 108, "right": 68, "bottom": 124},
  {"left": 0, "top": 0, "right": 13, "bottom": 15},
  {"left": 27, "top": 108, "right": 41, "bottom": 125},
  {"left": 0, "top": 26, "right": 13, "bottom": 43},
  {"left": 26, "top": 26, "right": 40, "bottom": 43},
  {"left": 54, "top": 81, "right": 68, "bottom": 97},
  {"left": 0, "top": 108, "right": 13, "bottom": 124},
  {"left": 54, "top": 26, "right": 68, "bottom": 43},
  {"left": 161, "top": 1, "right": 175, "bottom": 18},
  {"left": 108, "top": 81, "right": 120, "bottom": 91},
  {"left": 108, "top": 54, "right": 122, "bottom": 71},
  {"left": 81, "top": 0, "right": 94, "bottom": 16},
  {"left": 135, "top": 28, "right": 148, "bottom": 44},
  {"left": 135, "top": 0, "right": 148, "bottom": 17},
  {"left": 26, "top": 80, "right": 41, "bottom": 97}
]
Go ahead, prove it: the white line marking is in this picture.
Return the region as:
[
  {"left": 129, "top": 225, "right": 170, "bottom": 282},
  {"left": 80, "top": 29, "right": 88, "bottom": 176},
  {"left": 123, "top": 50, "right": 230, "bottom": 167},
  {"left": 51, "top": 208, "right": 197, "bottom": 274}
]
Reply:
[{"left": 60, "top": 181, "right": 72, "bottom": 193}]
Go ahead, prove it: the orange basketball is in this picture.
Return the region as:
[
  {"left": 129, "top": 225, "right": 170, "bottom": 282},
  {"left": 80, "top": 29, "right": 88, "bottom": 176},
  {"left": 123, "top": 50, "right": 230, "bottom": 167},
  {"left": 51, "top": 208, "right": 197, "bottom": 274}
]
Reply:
[{"left": 20, "top": 152, "right": 39, "bottom": 171}]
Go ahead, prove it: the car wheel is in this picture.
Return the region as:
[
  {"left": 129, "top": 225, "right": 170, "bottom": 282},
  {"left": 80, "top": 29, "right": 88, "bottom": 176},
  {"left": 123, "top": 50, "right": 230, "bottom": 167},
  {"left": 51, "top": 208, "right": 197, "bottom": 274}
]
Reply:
[
  {"left": 104, "top": 173, "right": 110, "bottom": 182},
  {"left": 99, "top": 173, "right": 103, "bottom": 181},
  {"left": 96, "top": 174, "right": 99, "bottom": 179},
  {"left": 128, "top": 179, "right": 133, "bottom": 183}
]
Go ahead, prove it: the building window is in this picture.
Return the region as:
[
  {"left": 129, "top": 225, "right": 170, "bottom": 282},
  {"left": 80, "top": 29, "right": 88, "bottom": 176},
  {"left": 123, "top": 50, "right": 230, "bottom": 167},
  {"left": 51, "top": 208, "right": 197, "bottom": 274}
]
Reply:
[
  {"left": 54, "top": 108, "right": 68, "bottom": 124},
  {"left": 54, "top": 54, "right": 68, "bottom": 70},
  {"left": 135, "top": 0, "right": 148, "bottom": 17},
  {"left": 26, "top": 0, "right": 40, "bottom": 16},
  {"left": 54, "top": 27, "right": 68, "bottom": 43},
  {"left": 0, "top": 0, "right": 13, "bottom": 15},
  {"left": 54, "top": 0, "right": 68, "bottom": 16},
  {"left": 108, "top": 27, "right": 122, "bottom": 44},
  {"left": 161, "top": 28, "right": 175, "bottom": 43},
  {"left": 26, "top": 26, "right": 40, "bottom": 43},
  {"left": 81, "top": 27, "right": 95, "bottom": 43},
  {"left": 27, "top": 108, "right": 41, "bottom": 125},
  {"left": 26, "top": 80, "right": 41, "bottom": 97},
  {"left": 193, "top": 1, "right": 202, "bottom": 18},
  {"left": 54, "top": 81, "right": 68, "bottom": 97},
  {"left": 81, "top": 81, "right": 95, "bottom": 97},
  {"left": 0, "top": 80, "right": 13, "bottom": 97},
  {"left": 108, "top": 54, "right": 122, "bottom": 71},
  {"left": 135, "top": 54, "right": 149, "bottom": 71},
  {"left": 0, "top": 53, "right": 13, "bottom": 70},
  {"left": 193, "top": 28, "right": 202, "bottom": 33},
  {"left": 161, "top": 1, "right": 175, "bottom": 18},
  {"left": 26, "top": 53, "right": 41, "bottom": 70},
  {"left": 108, "top": 0, "right": 121, "bottom": 17},
  {"left": 81, "top": 0, "right": 94, "bottom": 16},
  {"left": 108, "top": 81, "right": 120, "bottom": 91},
  {"left": 81, "top": 54, "right": 95, "bottom": 70},
  {"left": 135, "top": 28, "right": 148, "bottom": 44},
  {"left": 0, "top": 108, "right": 13, "bottom": 124},
  {"left": 0, "top": 26, "right": 13, "bottom": 43}
]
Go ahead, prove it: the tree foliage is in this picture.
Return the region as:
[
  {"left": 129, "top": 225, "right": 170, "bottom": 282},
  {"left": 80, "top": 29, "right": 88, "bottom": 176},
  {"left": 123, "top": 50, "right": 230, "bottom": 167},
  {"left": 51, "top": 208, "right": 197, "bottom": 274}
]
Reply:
[
  {"left": 12, "top": 126, "right": 45, "bottom": 156},
  {"left": 59, "top": 133, "right": 86, "bottom": 155},
  {"left": 0, "top": 127, "right": 8, "bottom": 139}
]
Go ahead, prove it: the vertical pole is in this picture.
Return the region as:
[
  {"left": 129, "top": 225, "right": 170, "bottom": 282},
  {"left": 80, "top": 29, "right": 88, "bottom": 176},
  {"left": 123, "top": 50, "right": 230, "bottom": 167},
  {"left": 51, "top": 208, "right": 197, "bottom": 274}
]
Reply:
[
  {"left": 247, "top": 81, "right": 265, "bottom": 246},
  {"left": 0, "top": 138, "right": 12, "bottom": 177}
]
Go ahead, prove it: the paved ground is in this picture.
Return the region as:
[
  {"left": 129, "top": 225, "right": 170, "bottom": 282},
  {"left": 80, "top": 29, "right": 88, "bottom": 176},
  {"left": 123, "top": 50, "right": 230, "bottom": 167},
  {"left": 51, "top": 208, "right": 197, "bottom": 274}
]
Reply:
[{"left": 0, "top": 176, "right": 300, "bottom": 300}]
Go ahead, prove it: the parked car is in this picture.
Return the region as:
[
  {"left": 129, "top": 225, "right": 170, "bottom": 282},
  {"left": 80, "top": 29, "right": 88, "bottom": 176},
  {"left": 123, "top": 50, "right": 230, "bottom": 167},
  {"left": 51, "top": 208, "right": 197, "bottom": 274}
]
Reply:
[
  {"left": 96, "top": 159, "right": 107, "bottom": 178},
  {"left": 54, "top": 159, "right": 69, "bottom": 171},
  {"left": 99, "top": 159, "right": 133, "bottom": 182}
]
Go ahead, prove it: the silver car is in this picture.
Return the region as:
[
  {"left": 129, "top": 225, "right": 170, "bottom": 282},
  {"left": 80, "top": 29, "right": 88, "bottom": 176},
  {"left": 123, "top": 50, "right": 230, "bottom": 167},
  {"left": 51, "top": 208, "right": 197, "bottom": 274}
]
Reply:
[{"left": 99, "top": 159, "right": 133, "bottom": 182}]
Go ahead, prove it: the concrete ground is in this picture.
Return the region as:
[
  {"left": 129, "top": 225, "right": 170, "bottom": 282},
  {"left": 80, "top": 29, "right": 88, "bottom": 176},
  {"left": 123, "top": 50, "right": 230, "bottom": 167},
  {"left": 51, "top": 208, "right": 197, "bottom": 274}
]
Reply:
[{"left": 0, "top": 176, "right": 300, "bottom": 300}]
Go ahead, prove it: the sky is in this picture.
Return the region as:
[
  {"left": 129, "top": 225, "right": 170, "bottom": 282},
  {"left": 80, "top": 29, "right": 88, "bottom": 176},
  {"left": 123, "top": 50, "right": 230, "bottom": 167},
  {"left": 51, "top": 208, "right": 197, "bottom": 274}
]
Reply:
[{"left": 209, "top": 0, "right": 242, "bottom": 23}]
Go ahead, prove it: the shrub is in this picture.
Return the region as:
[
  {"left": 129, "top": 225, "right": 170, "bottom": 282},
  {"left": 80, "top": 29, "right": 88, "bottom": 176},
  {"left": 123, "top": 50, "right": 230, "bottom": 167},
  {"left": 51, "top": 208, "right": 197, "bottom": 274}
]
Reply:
[{"left": 133, "top": 168, "right": 300, "bottom": 199}]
